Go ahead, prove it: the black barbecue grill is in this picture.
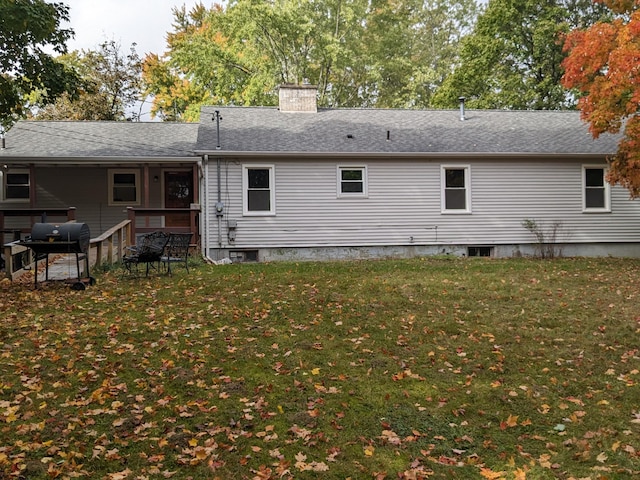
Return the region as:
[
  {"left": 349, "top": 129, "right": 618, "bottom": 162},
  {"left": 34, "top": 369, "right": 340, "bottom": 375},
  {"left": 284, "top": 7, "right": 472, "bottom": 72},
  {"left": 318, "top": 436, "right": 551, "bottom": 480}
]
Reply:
[{"left": 18, "top": 223, "right": 95, "bottom": 290}]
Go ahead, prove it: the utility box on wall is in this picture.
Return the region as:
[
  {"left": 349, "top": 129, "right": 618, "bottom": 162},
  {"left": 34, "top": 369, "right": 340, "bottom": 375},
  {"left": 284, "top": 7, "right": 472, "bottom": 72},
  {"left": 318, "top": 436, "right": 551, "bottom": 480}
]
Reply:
[{"left": 227, "top": 219, "right": 237, "bottom": 242}]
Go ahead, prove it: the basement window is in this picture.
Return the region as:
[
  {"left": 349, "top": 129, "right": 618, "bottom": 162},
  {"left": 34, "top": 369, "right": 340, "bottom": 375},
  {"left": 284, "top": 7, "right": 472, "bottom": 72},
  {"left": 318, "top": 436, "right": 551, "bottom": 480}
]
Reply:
[
  {"left": 467, "top": 246, "right": 493, "bottom": 257},
  {"left": 229, "top": 250, "right": 259, "bottom": 263}
]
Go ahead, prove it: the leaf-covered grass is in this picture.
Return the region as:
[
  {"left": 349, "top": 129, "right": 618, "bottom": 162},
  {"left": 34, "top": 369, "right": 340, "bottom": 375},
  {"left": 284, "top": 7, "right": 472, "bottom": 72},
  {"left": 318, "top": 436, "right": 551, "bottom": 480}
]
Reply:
[{"left": 1, "top": 257, "right": 639, "bottom": 479}]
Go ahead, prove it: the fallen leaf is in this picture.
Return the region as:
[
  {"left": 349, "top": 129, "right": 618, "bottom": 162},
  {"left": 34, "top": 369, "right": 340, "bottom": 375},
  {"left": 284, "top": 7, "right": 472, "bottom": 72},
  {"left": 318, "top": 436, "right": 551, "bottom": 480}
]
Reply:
[{"left": 479, "top": 467, "right": 506, "bottom": 479}]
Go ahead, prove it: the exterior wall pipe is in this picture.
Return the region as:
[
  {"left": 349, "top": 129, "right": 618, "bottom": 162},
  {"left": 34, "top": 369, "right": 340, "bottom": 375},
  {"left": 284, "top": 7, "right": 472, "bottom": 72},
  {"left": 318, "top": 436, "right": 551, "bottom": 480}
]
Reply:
[
  {"left": 200, "top": 154, "right": 214, "bottom": 264},
  {"left": 217, "top": 157, "right": 222, "bottom": 250}
]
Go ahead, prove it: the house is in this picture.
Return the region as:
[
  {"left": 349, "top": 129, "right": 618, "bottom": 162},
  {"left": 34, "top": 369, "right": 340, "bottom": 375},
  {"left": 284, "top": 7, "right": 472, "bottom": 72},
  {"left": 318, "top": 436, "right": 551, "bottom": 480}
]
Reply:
[
  {"left": 0, "top": 121, "right": 200, "bottom": 251},
  {"left": 2, "top": 84, "right": 639, "bottom": 266},
  {"left": 195, "top": 85, "right": 638, "bottom": 261}
]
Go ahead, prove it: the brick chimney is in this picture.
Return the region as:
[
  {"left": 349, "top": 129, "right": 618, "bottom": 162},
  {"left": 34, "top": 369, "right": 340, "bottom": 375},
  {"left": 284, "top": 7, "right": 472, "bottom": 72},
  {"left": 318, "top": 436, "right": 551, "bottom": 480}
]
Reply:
[{"left": 278, "top": 84, "right": 317, "bottom": 113}]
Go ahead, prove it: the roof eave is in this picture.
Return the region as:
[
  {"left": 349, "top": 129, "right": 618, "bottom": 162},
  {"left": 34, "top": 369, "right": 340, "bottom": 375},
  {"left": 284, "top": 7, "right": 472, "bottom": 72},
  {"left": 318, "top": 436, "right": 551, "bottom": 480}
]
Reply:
[
  {"left": 0, "top": 156, "right": 198, "bottom": 164},
  {"left": 196, "top": 150, "right": 613, "bottom": 159}
]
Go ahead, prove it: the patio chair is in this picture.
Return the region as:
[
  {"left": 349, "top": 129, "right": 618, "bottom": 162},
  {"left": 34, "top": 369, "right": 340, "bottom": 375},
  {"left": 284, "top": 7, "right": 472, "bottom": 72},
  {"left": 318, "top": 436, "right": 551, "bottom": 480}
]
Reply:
[
  {"left": 161, "top": 232, "right": 193, "bottom": 274},
  {"left": 122, "top": 231, "right": 169, "bottom": 277}
]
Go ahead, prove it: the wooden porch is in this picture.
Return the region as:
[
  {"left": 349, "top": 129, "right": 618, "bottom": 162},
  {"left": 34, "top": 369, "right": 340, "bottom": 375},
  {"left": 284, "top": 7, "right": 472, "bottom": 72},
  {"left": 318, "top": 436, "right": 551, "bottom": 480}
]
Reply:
[{"left": 1, "top": 206, "right": 200, "bottom": 280}]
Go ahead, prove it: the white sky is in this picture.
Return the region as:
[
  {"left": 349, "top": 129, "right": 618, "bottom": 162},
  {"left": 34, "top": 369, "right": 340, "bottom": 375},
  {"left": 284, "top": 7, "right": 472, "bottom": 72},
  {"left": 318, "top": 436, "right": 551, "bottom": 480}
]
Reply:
[{"left": 62, "top": 0, "right": 207, "bottom": 57}]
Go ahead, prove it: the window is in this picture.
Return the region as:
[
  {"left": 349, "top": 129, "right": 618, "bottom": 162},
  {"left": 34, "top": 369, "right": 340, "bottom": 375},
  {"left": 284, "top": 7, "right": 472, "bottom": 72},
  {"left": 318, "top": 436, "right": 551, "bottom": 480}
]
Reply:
[
  {"left": 583, "top": 166, "right": 610, "bottom": 212},
  {"left": 243, "top": 165, "right": 275, "bottom": 215},
  {"left": 109, "top": 169, "right": 140, "bottom": 205},
  {"left": 442, "top": 165, "right": 470, "bottom": 213},
  {"left": 3, "top": 170, "right": 30, "bottom": 202},
  {"left": 338, "top": 166, "right": 367, "bottom": 197},
  {"left": 468, "top": 246, "right": 493, "bottom": 257}
]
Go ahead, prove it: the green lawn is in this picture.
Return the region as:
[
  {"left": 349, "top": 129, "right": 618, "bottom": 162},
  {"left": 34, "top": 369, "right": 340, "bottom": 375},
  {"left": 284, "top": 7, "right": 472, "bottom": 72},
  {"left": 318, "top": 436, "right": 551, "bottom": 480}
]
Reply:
[{"left": 1, "top": 257, "right": 639, "bottom": 479}]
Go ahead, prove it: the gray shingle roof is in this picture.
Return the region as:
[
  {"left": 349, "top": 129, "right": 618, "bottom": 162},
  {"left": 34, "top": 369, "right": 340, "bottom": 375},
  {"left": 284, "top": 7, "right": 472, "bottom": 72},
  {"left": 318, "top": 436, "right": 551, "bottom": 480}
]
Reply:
[
  {"left": 1, "top": 108, "right": 621, "bottom": 161},
  {"left": 1, "top": 121, "right": 199, "bottom": 159},
  {"left": 197, "top": 106, "right": 620, "bottom": 156}
]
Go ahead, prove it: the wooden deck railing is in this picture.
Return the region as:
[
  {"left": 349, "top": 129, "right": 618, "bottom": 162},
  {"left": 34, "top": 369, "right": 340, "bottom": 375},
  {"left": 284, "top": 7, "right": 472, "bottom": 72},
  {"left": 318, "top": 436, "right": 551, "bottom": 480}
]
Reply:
[
  {"left": 1, "top": 208, "right": 78, "bottom": 280},
  {"left": 1, "top": 205, "right": 200, "bottom": 280},
  {"left": 126, "top": 206, "right": 200, "bottom": 246},
  {"left": 0, "top": 207, "right": 77, "bottom": 246},
  {"left": 89, "top": 220, "right": 132, "bottom": 269}
]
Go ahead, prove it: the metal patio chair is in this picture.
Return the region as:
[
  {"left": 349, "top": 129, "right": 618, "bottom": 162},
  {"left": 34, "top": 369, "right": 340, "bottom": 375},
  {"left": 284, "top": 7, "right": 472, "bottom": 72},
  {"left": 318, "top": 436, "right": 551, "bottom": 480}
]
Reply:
[
  {"left": 161, "top": 232, "right": 193, "bottom": 274},
  {"left": 122, "top": 231, "right": 169, "bottom": 277}
]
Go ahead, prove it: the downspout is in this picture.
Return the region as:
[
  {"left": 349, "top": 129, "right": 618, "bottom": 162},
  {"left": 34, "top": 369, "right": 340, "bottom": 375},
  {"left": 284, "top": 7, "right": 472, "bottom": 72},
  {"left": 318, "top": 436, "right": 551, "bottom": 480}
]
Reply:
[
  {"left": 217, "top": 157, "right": 223, "bottom": 253},
  {"left": 212, "top": 110, "right": 224, "bottom": 261},
  {"left": 200, "top": 154, "right": 214, "bottom": 263}
]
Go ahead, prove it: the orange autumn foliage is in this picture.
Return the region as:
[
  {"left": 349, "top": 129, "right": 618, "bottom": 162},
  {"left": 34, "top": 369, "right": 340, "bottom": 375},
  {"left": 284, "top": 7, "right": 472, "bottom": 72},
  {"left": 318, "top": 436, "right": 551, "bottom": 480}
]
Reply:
[{"left": 562, "top": 0, "right": 640, "bottom": 196}]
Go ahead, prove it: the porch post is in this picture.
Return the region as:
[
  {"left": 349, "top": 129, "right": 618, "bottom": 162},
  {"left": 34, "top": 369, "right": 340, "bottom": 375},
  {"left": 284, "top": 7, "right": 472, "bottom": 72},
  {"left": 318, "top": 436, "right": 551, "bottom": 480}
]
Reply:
[
  {"left": 192, "top": 164, "right": 199, "bottom": 245},
  {"left": 190, "top": 205, "right": 199, "bottom": 246},
  {"left": 127, "top": 207, "right": 136, "bottom": 245},
  {"left": 0, "top": 210, "right": 4, "bottom": 248},
  {"left": 192, "top": 165, "right": 199, "bottom": 209},
  {"left": 143, "top": 165, "right": 150, "bottom": 229}
]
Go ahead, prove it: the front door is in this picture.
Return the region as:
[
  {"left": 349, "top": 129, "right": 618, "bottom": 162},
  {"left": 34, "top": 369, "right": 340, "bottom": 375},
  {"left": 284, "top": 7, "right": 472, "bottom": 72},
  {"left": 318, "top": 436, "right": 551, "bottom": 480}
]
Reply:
[{"left": 164, "top": 171, "right": 194, "bottom": 228}]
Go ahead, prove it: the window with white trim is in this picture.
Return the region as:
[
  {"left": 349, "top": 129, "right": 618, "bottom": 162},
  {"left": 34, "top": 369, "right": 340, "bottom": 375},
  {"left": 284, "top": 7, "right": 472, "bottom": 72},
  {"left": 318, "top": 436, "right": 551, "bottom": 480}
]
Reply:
[
  {"left": 583, "top": 166, "right": 610, "bottom": 212},
  {"left": 338, "top": 166, "right": 367, "bottom": 197},
  {"left": 442, "top": 165, "right": 471, "bottom": 213},
  {"left": 108, "top": 169, "right": 140, "bottom": 205},
  {"left": 243, "top": 165, "right": 275, "bottom": 215},
  {"left": 3, "top": 169, "right": 30, "bottom": 202}
]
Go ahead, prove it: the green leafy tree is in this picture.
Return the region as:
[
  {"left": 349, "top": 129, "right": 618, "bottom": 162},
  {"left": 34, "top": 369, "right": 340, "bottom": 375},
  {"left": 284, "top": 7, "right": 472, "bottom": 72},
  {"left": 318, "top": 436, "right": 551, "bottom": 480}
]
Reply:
[
  {"left": 432, "top": 0, "right": 609, "bottom": 110},
  {"left": 142, "top": 52, "right": 212, "bottom": 122},
  {"left": 143, "top": 0, "right": 478, "bottom": 120},
  {"left": 32, "top": 41, "right": 144, "bottom": 121},
  {"left": 0, "top": 0, "right": 78, "bottom": 128},
  {"left": 360, "top": 0, "right": 478, "bottom": 108}
]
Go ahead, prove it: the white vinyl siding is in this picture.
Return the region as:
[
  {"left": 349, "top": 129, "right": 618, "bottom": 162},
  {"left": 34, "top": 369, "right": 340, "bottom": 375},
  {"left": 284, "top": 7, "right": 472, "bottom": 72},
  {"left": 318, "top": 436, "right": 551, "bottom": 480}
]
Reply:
[{"left": 207, "top": 158, "right": 640, "bottom": 250}]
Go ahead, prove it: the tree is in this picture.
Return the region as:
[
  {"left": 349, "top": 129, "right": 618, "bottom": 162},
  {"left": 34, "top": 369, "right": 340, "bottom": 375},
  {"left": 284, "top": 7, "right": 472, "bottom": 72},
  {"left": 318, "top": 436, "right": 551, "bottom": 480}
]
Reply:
[
  {"left": 0, "top": 0, "right": 78, "bottom": 128},
  {"left": 562, "top": 1, "right": 640, "bottom": 197},
  {"left": 32, "top": 41, "right": 144, "bottom": 121},
  {"left": 362, "top": 0, "right": 479, "bottom": 108},
  {"left": 142, "top": 0, "right": 478, "bottom": 120},
  {"left": 142, "top": 52, "right": 212, "bottom": 122},
  {"left": 432, "top": 0, "right": 609, "bottom": 110}
]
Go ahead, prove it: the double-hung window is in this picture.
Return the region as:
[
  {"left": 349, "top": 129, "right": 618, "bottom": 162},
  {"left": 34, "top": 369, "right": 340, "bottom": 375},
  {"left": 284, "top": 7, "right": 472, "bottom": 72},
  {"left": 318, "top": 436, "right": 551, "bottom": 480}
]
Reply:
[
  {"left": 3, "top": 169, "right": 30, "bottom": 202},
  {"left": 583, "top": 166, "right": 610, "bottom": 212},
  {"left": 442, "top": 165, "right": 471, "bottom": 213},
  {"left": 243, "top": 165, "right": 275, "bottom": 215},
  {"left": 338, "top": 166, "right": 367, "bottom": 197},
  {"left": 108, "top": 169, "right": 140, "bottom": 205}
]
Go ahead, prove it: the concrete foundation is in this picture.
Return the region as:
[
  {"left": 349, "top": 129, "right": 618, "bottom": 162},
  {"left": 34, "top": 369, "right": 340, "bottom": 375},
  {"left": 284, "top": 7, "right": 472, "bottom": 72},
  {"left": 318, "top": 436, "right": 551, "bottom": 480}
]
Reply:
[{"left": 207, "top": 242, "right": 640, "bottom": 263}]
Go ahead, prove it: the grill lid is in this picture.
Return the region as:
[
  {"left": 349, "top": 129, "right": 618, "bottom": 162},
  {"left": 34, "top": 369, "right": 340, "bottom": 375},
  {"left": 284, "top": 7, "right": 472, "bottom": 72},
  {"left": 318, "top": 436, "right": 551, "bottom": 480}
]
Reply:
[{"left": 28, "top": 223, "right": 91, "bottom": 253}]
